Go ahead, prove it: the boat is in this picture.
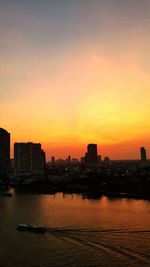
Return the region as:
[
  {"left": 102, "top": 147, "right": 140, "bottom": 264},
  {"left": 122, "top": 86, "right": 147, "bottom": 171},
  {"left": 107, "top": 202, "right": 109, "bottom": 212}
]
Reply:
[{"left": 16, "top": 224, "right": 46, "bottom": 233}]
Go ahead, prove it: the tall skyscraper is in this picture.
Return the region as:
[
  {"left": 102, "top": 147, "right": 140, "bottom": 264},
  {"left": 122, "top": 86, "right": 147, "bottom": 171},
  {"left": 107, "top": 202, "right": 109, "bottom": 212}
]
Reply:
[
  {"left": 87, "top": 144, "right": 98, "bottom": 165},
  {"left": 140, "top": 147, "right": 147, "bottom": 161},
  {"left": 14, "top": 142, "right": 44, "bottom": 177},
  {"left": 0, "top": 128, "right": 10, "bottom": 177}
]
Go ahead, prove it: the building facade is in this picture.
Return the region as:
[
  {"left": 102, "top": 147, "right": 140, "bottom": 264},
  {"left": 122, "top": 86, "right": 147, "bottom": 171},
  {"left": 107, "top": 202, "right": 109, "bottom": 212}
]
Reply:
[
  {"left": 140, "top": 147, "right": 147, "bottom": 161},
  {"left": 0, "top": 128, "right": 10, "bottom": 178},
  {"left": 86, "top": 144, "right": 98, "bottom": 165},
  {"left": 14, "top": 142, "right": 44, "bottom": 177}
]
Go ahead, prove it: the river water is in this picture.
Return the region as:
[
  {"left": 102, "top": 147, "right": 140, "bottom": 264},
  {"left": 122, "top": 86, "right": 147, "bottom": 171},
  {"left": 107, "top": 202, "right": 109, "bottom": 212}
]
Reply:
[{"left": 0, "top": 190, "right": 150, "bottom": 267}]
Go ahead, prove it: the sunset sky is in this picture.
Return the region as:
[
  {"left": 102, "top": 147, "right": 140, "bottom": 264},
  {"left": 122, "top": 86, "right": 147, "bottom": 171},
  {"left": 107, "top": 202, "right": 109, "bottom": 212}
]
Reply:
[{"left": 1, "top": 0, "right": 150, "bottom": 160}]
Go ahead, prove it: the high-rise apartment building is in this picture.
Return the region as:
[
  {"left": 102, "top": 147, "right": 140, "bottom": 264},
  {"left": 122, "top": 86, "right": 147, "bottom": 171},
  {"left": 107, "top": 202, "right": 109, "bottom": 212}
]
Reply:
[
  {"left": 14, "top": 142, "right": 44, "bottom": 177},
  {"left": 0, "top": 128, "right": 10, "bottom": 177}
]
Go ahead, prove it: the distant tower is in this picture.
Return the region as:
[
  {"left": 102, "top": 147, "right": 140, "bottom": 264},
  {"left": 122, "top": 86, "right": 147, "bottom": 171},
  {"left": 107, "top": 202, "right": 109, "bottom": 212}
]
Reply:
[
  {"left": 87, "top": 144, "right": 98, "bottom": 165},
  {"left": 51, "top": 156, "right": 55, "bottom": 164},
  {"left": 140, "top": 147, "right": 147, "bottom": 161},
  {"left": 0, "top": 128, "right": 10, "bottom": 177}
]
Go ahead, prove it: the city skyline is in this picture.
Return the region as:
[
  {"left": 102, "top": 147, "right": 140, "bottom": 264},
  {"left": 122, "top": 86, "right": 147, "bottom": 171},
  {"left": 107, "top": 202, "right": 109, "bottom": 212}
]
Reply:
[
  {"left": 1, "top": 2, "right": 150, "bottom": 267},
  {"left": 1, "top": 127, "right": 149, "bottom": 161},
  {"left": 1, "top": 1, "right": 150, "bottom": 159}
]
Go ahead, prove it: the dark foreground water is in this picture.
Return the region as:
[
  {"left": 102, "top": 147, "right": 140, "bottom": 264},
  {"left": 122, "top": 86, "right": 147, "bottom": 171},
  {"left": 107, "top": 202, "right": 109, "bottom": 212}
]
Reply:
[{"left": 0, "top": 190, "right": 150, "bottom": 267}]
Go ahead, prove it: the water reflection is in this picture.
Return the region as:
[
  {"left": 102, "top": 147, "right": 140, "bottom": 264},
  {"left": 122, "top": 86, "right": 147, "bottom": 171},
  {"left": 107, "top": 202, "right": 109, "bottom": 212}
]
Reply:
[{"left": 0, "top": 191, "right": 150, "bottom": 267}]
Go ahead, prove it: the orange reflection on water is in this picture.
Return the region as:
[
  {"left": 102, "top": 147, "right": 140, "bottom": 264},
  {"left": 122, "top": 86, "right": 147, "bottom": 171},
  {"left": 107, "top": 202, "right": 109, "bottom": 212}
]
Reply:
[{"left": 37, "top": 193, "right": 150, "bottom": 230}]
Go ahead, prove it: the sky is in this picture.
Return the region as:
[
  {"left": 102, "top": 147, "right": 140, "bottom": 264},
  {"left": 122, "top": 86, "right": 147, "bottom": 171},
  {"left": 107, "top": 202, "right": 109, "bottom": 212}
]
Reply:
[{"left": 1, "top": 0, "right": 150, "bottom": 160}]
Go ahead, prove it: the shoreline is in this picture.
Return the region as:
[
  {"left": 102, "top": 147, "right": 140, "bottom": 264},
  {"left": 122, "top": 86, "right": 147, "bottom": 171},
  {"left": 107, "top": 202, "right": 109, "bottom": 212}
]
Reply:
[{"left": 12, "top": 186, "right": 150, "bottom": 201}]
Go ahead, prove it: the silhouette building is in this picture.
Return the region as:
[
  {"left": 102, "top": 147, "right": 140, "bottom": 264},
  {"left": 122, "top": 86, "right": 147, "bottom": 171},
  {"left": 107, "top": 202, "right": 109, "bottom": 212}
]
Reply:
[
  {"left": 104, "top": 156, "right": 110, "bottom": 166},
  {"left": 97, "top": 155, "right": 102, "bottom": 164},
  {"left": 0, "top": 128, "right": 10, "bottom": 177},
  {"left": 140, "top": 147, "right": 147, "bottom": 161},
  {"left": 14, "top": 142, "right": 44, "bottom": 177},
  {"left": 87, "top": 144, "right": 98, "bottom": 165},
  {"left": 41, "top": 149, "right": 46, "bottom": 169},
  {"left": 51, "top": 156, "right": 55, "bottom": 164}
]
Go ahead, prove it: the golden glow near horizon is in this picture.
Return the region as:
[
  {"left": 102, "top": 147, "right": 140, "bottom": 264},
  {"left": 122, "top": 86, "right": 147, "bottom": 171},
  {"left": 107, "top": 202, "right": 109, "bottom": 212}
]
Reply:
[{"left": 1, "top": 1, "right": 150, "bottom": 159}]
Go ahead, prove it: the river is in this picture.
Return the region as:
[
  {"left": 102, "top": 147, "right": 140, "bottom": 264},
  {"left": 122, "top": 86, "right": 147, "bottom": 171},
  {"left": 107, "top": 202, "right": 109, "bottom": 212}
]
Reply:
[{"left": 0, "top": 190, "right": 150, "bottom": 267}]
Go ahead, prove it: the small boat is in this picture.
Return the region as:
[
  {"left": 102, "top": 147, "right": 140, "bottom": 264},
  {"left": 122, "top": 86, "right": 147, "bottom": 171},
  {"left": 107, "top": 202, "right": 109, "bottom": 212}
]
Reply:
[
  {"left": 16, "top": 224, "right": 46, "bottom": 233},
  {"left": 1, "top": 192, "right": 12, "bottom": 197}
]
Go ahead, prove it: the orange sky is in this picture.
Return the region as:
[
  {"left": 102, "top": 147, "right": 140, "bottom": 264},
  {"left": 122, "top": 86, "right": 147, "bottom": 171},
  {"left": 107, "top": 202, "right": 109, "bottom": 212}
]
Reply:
[{"left": 1, "top": 1, "right": 150, "bottom": 160}]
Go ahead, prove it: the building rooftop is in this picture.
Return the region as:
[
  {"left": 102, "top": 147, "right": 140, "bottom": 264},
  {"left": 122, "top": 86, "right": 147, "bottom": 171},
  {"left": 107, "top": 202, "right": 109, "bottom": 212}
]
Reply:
[{"left": 0, "top": 128, "right": 9, "bottom": 134}]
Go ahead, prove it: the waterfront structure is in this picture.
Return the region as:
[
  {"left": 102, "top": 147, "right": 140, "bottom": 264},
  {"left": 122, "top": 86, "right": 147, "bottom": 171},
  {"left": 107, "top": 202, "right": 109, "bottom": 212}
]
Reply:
[
  {"left": 0, "top": 128, "right": 10, "bottom": 177},
  {"left": 87, "top": 144, "right": 98, "bottom": 165},
  {"left": 140, "top": 147, "right": 147, "bottom": 161},
  {"left": 14, "top": 142, "right": 44, "bottom": 177}
]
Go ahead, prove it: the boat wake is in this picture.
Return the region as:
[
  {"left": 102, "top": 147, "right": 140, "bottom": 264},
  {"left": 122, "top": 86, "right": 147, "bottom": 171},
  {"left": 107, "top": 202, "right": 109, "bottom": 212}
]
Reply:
[{"left": 45, "top": 227, "right": 150, "bottom": 266}]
